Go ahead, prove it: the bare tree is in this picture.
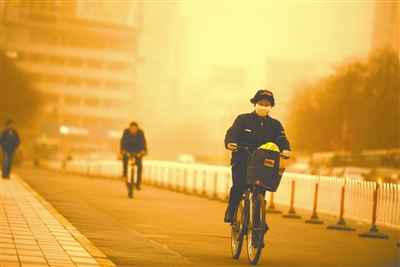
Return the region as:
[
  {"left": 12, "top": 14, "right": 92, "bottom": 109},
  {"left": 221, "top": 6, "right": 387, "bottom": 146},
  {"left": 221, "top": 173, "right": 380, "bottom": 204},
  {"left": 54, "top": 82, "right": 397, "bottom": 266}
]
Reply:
[{"left": 287, "top": 50, "right": 400, "bottom": 153}]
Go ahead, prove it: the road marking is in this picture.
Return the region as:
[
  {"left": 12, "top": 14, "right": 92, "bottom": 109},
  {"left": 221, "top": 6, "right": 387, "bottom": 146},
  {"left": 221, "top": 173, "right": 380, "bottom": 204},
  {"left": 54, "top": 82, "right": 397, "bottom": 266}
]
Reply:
[
  {"left": 171, "top": 232, "right": 230, "bottom": 239},
  {"left": 142, "top": 234, "right": 171, "bottom": 239}
]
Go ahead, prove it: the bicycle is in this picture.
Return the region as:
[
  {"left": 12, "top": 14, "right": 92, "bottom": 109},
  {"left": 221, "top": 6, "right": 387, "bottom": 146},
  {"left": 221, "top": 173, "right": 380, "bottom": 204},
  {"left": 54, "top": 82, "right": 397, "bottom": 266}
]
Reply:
[
  {"left": 230, "top": 144, "right": 289, "bottom": 265},
  {"left": 125, "top": 152, "right": 138, "bottom": 198}
]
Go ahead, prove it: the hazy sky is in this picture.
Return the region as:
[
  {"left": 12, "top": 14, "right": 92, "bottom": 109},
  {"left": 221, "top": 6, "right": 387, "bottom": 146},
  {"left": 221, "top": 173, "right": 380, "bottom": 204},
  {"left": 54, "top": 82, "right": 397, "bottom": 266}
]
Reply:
[
  {"left": 136, "top": 0, "right": 377, "bottom": 160},
  {"left": 181, "top": 0, "right": 375, "bottom": 80}
]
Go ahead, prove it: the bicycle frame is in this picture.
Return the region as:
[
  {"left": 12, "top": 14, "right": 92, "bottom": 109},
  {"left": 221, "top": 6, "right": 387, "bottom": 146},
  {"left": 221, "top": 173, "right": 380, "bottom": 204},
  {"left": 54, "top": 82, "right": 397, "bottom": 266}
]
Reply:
[
  {"left": 125, "top": 153, "right": 138, "bottom": 198},
  {"left": 243, "top": 185, "right": 267, "bottom": 233},
  {"left": 244, "top": 185, "right": 267, "bottom": 265},
  {"left": 230, "top": 144, "right": 288, "bottom": 265},
  {"left": 231, "top": 184, "right": 267, "bottom": 264}
]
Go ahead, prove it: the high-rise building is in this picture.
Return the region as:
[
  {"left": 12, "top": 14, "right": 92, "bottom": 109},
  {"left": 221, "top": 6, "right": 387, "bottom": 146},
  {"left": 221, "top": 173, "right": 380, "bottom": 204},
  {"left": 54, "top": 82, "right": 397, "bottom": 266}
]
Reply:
[
  {"left": 0, "top": 0, "right": 141, "bottom": 147},
  {"left": 372, "top": 0, "right": 399, "bottom": 55}
]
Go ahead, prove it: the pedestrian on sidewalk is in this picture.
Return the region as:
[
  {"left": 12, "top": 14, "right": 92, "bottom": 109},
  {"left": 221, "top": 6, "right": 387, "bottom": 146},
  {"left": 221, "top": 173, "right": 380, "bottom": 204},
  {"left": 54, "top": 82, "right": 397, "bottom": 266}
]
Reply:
[
  {"left": 120, "top": 121, "right": 148, "bottom": 190},
  {"left": 1, "top": 119, "right": 21, "bottom": 179}
]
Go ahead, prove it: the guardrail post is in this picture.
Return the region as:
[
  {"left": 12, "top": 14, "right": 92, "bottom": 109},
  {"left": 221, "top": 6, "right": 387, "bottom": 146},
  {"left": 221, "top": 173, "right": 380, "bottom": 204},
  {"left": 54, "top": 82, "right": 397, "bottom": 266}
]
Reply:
[
  {"left": 165, "top": 167, "right": 169, "bottom": 188},
  {"left": 177, "top": 167, "right": 182, "bottom": 192},
  {"left": 266, "top": 192, "right": 282, "bottom": 214},
  {"left": 157, "top": 167, "right": 161, "bottom": 187},
  {"left": 171, "top": 167, "right": 175, "bottom": 190},
  {"left": 148, "top": 165, "right": 152, "bottom": 185},
  {"left": 283, "top": 179, "right": 302, "bottom": 219},
  {"left": 158, "top": 166, "right": 162, "bottom": 187},
  {"left": 173, "top": 167, "right": 178, "bottom": 191},
  {"left": 202, "top": 170, "right": 207, "bottom": 197},
  {"left": 154, "top": 166, "right": 158, "bottom": 186},
  {"left": 306, "top": 180, "right": 324, "bottom": 224},
  {"left": 154, "top": 165, "right": 158, "bottom": 185},
  {"left": 170, "top": 167, "right": 174, "bottom": 189},
  {"left": 327, "top": 179, "right": 355, "bottom": 231},
  {"left": 152, "top": 165, "right": 156, "bottom": 185},
  {"left": 183, "top": 168, "right": 188, "bottom": 194},
  {"left": 174, "top": 166, "right": 179, "bottom": 192},
  {"left": 176, "top": 167, "right": 181, "bottom": 192},
  {"left": 160, "top": 167, "right": 164, "bottom": 187},
  {"left": 191, "top": 169, "right": 196, "bottom": 194},
  {"left": 212, "top": 171, "right": 219, "bottom": 200},
  {"left": 167, "top": 167, "right": 172, "bottom": 190},
  {"left": 86, "top": 160, "right": 90, "bottom": 176},
  {"left": 359, "top": 182, "right": 389, "bottom": 239},
  {"left": 168, "top": 167, "right": 175, "bottom": 191}
]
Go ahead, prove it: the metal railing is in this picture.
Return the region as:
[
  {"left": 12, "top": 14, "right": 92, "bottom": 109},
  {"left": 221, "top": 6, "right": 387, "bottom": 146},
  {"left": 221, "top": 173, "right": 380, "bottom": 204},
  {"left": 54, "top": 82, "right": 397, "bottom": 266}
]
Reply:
[{"left": 40, "top": 159, "right": 400, "bottom": 229}]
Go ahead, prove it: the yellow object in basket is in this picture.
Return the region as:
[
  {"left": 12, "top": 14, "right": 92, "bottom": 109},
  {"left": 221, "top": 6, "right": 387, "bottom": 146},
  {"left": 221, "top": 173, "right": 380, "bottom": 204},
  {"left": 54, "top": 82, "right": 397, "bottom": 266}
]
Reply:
[{"left": 258, "top": 142, "right": 280, "bottom": 152}]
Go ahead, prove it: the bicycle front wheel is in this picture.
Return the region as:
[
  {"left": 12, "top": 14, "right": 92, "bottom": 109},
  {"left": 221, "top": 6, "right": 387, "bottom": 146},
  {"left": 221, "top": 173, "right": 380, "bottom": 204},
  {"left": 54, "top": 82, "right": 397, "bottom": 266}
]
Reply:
[
  {"left": 128, "top": 165, "right": 135, "bottom": 198},
  {"left": 231, "top": 200, "right": 245, "bottom": 259},
  {"left": 247, "top": 192, "right": 266, "bottom": 265}
]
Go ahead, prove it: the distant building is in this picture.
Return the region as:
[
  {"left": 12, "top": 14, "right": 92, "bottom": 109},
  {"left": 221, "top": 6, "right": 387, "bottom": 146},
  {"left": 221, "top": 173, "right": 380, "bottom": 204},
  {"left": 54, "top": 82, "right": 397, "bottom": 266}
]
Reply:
[
  {"left": 0, "top": 1, "right": 141, "bottom": 146},
  {"left": 372, "top": 0, "right": 399, "bottom": 56}
]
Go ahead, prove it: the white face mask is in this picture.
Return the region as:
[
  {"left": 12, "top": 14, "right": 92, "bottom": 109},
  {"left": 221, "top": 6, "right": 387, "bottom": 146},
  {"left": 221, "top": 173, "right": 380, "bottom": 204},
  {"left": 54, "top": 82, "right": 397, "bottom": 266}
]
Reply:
[{"left": 255, "top": 104, "right": 271, "bottom": 117}]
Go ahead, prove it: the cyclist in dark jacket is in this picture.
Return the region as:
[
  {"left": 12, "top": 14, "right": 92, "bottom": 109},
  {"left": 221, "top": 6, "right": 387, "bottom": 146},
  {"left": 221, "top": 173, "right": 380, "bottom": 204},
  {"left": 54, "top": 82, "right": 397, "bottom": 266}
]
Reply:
[
  {"left": 1, "top": 119, "right": 21, "bottom": 179},
  {"left": 224, "top": 90, "right": 291, "bottom": 223},
  {"left": 120, "top": 121, "right": 147, "bottom": 190}
]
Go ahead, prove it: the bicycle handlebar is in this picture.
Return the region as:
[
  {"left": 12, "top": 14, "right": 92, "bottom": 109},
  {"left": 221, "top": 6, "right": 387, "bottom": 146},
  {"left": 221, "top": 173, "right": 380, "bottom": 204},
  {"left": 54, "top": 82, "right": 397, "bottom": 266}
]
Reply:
[
  {"left": 124, "top": 152, "right": 139, "bottom": 158},
  {"left": 235, "top": 144, "right": 290, "bottom": 159}
]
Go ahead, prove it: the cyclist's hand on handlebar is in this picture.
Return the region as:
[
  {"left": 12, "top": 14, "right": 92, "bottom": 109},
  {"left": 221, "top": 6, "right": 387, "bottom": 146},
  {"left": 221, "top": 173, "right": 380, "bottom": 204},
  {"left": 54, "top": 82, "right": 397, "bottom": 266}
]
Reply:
[
  {"left": 137, "top": 150, "right": 147, "bottom": 158},
  {"left": 281, "top": 150, "right": 291, "bottom": 159},
  {"left": 227, "top": 143, "right": 238, "bottom": 152}
]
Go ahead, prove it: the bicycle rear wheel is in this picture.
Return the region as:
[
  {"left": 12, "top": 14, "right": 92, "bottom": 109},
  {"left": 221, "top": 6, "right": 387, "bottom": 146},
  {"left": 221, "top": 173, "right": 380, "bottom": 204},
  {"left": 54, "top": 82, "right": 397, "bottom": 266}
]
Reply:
[
  {"left": 247, "top": 193, "right": 266, "bottom": 265},
  {"left": 231, "top": 200, "right": 245, "bottom": 259},
  {"left": 128, "top": 165, "right": 135, "bottom": 198}
]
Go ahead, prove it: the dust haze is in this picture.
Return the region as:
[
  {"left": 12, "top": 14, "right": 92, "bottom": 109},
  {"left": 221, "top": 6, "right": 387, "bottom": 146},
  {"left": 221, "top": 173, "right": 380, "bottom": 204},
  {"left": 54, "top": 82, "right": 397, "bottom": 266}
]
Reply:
[{"left": 1, "top": 0, "right": 396, "bottom": 164}]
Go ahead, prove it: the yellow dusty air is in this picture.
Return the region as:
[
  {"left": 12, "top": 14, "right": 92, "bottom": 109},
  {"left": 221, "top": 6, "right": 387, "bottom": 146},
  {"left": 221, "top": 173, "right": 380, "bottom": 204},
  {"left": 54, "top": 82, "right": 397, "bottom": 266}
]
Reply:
[{"left": 258, "top": 142, "right": 279, "bottom": 152}]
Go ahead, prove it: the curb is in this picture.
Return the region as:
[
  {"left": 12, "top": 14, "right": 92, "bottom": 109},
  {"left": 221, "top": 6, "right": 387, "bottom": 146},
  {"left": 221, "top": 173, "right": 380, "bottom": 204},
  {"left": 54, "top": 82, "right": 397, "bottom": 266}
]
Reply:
[{"left": 16, "top": 176, "right": 117, "bottom": 267}]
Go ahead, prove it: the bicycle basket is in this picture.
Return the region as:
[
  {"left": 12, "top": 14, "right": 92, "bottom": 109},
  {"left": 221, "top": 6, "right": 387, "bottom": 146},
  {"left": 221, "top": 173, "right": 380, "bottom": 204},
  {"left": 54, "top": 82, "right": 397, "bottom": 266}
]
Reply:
[{"left": 246, "top": 144, "right": 282, "bottom": 192}]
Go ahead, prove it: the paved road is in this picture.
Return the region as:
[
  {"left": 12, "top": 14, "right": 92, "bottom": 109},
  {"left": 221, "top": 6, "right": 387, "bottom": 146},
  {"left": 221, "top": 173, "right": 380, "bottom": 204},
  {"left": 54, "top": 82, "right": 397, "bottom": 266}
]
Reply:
[{"left": 17, "top": 167, "right": 400, "bottom": 267}]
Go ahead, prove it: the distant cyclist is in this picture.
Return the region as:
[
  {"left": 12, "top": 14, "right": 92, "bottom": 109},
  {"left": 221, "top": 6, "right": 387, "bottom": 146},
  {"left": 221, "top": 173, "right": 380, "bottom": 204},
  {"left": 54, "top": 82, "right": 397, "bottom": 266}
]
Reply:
[
  {"left": 120, "top": 122, "right": 148, "bottom": 190},
  {"left": 224, "top": 90, "right": 291, "bottom": 223}
]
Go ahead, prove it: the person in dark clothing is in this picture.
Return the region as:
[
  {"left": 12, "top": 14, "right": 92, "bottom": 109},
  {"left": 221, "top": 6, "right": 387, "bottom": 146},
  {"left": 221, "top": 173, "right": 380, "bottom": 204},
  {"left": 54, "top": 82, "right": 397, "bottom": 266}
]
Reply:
[
  {"left": 120, "top": 121, "right": 148, "bottom": 190},
  {"left": 224, "top": 90, "right": 291, "bottom": 223},
  {"left": 0, "top": 119, "right": 21, "bottom": 179}
]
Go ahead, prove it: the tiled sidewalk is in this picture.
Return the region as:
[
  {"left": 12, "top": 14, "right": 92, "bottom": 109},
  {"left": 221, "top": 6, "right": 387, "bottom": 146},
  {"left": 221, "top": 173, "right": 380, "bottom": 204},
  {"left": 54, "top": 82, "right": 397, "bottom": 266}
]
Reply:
[{"left": 0, "top": 176, "right": 116, "bottom": 267}]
